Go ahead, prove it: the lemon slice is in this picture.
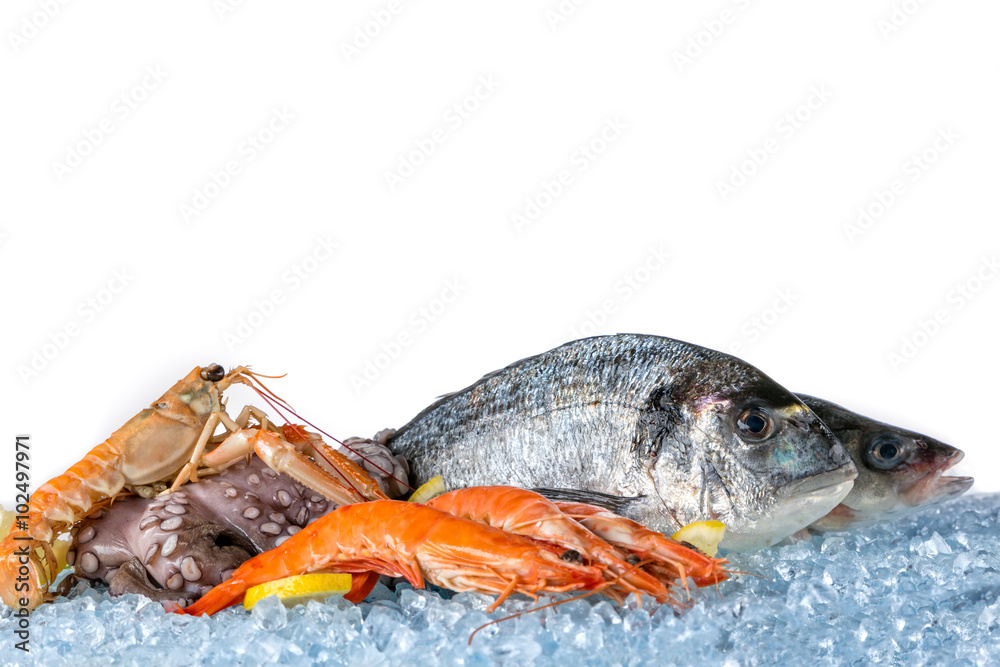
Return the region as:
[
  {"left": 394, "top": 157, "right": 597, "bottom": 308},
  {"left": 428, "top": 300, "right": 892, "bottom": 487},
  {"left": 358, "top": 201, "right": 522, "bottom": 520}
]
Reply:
[
  {"left": 52, "top": 537, "right": 72, "bottom": 572},
  {"left": 408, "top": 476, "right": 446, "bottom": 504},
  {"left": 243, "top": 573, "right": 353, "bottom": 610},
  {"left": 672, "top": 520, "right": 726, "bottom": 557},
  {"left": 0, "top": 506, "right": 15, "bottom": 541}
]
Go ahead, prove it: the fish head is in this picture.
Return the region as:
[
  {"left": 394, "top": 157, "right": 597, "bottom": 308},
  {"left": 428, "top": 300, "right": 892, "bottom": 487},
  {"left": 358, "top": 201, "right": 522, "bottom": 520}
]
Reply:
[
  {"left": 798, "top": 395, "right": 974, "bottom": 531},
  {"left": 650, "top": 357, "right": 857, "bottom": 552}
]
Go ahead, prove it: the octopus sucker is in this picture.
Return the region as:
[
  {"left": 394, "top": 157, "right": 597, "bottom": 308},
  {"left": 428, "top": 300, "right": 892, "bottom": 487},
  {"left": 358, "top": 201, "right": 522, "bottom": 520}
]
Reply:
[
  {"left": 160, "top": 517, "right": 184, "bottom": 531},
  {"left": 139, "top": 516, "right": 160, "bottom": 531},
  {"left": 80, "top": 552, "right": 99, "bottom": 574},
  {"left": 259, "top": 523, "right": 281, "bottom": 536},
  {"left": 161, "top": 535, "right": 179, "bottom": 558}
]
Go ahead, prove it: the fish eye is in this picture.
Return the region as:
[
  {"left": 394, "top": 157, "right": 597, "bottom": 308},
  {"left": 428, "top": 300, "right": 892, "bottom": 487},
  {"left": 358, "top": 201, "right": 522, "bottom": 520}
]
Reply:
[
  {"left": 736, "top": 407, "right": 774, "bottom": 441},
  {"left": 865, "top": 434, "right": 907, "bottom": 470},
  {"left": 200, "top": 364, "right": 225, "bottom": 382}
]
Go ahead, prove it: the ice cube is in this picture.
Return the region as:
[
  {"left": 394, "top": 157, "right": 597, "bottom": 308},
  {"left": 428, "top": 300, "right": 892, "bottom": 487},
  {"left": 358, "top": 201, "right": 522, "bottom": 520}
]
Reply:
[
  {"left": 251, "top": 594, "right": 288, "bottom": 631},
  {"left": 912, "top": 531, "right": 953, "bottom": 557}
]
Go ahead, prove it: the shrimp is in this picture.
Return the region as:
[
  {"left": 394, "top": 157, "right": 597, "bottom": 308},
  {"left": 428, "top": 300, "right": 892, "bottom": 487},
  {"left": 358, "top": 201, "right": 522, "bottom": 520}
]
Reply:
[
  {"left": 554, "top": 502, "right": 729, "bottom": 588},
  {"left": 425, "top": 486, "right": 677, "bottom": 606},
  {"left": 178, "top": 500, "right": 606, "bottom": 616}
]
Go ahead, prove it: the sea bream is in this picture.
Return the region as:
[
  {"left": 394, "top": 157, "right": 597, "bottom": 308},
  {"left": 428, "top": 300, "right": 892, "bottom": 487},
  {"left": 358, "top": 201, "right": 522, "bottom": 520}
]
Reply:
[
  {"left": 387, "top": 334, "right": 858, "bottom": 551},
  {"left": 798, "top": 395, "right": 973, "bottom": 532}
]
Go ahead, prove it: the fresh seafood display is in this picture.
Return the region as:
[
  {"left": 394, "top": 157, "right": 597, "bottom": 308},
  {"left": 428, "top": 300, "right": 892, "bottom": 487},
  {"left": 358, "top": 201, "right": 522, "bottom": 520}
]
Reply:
[
  {"left": 798, "top": 395, "right": 973, "bottom": 531},
  {"left": 68, "top": 467, "right": 724, "bottom": 611},
  {"left": 388, "top": 334, "right": 858, "bottom": 551},
  {"left": 177, "top": 486, "right": 727, "bottom": 617},
  {"left": 2, "top": 341, "right": 974, "bottom": 617},
  {"left": 0, "top": 364, "right": 388, "bottom": 611}
]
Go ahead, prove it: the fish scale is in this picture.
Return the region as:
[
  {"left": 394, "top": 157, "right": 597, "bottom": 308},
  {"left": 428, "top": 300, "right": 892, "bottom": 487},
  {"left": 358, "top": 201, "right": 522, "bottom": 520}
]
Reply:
[{"left": 388, "top": 334, "right": 858, "bottom": 551}]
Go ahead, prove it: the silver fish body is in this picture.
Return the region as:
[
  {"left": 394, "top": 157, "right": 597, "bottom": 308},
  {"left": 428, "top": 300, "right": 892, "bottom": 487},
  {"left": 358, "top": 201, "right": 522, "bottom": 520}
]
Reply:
[
  {"left": 798, "top": 394, "right": 973, "bottom": 531},
  {"left": 387, "top": 334, "right": 857, "bottom": 551}
]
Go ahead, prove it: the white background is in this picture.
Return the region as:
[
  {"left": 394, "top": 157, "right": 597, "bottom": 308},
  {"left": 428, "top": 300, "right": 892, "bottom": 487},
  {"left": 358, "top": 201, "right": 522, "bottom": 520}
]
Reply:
[{"left": 1, "top": 1, "right": 996, "bottom": 508}]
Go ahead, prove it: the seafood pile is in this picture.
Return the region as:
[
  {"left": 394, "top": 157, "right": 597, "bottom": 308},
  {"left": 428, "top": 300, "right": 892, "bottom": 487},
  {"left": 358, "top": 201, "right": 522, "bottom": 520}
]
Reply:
[
  {"left": 179, "top": 486, "right": 729, "bottom": 617},
  {"left": 0, "top": 334, "right": 972, "bottom": 616},
  {"left": 0, "top": 364, "right": 390, "bottom": 612}
]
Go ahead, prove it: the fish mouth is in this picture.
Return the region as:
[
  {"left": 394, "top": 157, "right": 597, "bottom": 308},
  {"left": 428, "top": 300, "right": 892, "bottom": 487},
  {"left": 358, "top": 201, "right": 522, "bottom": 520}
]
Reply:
[
  {"left": 905, "top": 450, "right": 974, "bottom": 505},
  {"left": 780, "top": 463, "right": 858, "bottom": 500},
  {"left": 720, "top": 465, "right": 856, "bottom": 552}
]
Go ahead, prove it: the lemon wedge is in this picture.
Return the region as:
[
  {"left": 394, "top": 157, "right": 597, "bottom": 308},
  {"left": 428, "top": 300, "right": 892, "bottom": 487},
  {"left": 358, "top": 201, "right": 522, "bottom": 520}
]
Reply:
[
  {"left": 243, "top": 573, "right": 353, "bottom": 610},
  {"left": 52, "top": 537, "right": 72, "bottom": 572},
  {"left": 408, "top": 476, "right": 446, "bottom": 504},
  {"left": 0, "top": 506, "right": 15, "bottom": 541},
  {"left": 671, "top": 520, "right": 726, "bottom": 557}
]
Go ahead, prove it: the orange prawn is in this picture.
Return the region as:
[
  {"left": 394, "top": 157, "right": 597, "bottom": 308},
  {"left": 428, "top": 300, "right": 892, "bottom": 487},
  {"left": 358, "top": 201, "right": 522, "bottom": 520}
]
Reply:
[
  {"left": 178, "top": 500, "right": 606, "bottom": 616},
  {"left": 554, "top": 502, "right": 729, "bottom": 588},
  {"left": 425, "top": 486, "right": 677, "bottom": 605}
]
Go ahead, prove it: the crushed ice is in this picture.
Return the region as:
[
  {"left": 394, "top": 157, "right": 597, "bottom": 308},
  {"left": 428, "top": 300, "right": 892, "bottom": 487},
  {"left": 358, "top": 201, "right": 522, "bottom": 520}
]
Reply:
[{"left": 2, "top": 494, "right": 999, "bottom": 665}]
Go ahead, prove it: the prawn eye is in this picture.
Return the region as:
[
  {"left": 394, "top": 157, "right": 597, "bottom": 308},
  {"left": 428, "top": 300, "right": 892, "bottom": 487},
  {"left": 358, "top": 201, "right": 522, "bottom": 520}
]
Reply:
[
  {"left": 201, "top": 364, "right": 225, "bottom": 382},
  {"left": 865, "top": 434, "right": 907, "bottom": 470},
  {"left": 560, "top": 549, "right": 583, "bottom": 564},
  {"left": 737, "top": 407, "right": 773, "bottom": 441}
]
